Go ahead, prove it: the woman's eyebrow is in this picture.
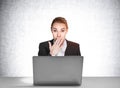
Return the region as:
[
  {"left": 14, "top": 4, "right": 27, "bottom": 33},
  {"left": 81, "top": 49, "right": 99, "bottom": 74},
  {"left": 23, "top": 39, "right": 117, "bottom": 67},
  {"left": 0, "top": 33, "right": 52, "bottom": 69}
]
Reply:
[
  {"left": 61, "top": 28, "right": 65, "bottom": 30},
  {"left": 52, "top": 28, "right": 57, "bottom": 30}
]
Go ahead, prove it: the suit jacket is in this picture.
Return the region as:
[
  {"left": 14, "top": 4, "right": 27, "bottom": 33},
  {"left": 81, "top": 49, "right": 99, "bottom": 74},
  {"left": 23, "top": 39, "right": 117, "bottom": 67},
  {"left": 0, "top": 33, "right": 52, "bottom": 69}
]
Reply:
[{"left": 38, "top": 39, "right": 81, "bottom": 56}]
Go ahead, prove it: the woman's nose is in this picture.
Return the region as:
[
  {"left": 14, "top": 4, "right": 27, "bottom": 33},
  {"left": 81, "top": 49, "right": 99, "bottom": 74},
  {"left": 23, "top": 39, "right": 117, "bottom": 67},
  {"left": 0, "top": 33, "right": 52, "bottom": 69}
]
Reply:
[{"left": 57, "top": 32, "right": 61, "bottom": 37}]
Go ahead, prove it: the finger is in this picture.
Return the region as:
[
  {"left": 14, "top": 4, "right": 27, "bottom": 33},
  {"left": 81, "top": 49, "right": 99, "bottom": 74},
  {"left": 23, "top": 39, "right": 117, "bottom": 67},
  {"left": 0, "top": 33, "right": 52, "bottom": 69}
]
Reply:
[
  {"left": 58, "top": 38, "right": 64, "bottom": 47},
  {"left": 54, "top": 38, "right": 60, "bottom": 45},
  {"left": 48, "top": 42, "right": 51, "bottom": 50}
]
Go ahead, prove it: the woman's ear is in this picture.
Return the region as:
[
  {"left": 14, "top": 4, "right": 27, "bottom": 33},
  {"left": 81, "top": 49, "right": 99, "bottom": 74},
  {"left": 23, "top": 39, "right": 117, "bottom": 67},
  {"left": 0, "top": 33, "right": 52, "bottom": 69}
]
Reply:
[{"left": 66, "top": 29, "right": 68, "bottom": 33}]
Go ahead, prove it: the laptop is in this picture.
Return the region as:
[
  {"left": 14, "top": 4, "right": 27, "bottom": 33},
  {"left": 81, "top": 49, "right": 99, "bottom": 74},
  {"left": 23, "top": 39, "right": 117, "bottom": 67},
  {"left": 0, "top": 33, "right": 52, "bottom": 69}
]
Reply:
[{"left": 33, "top": 56, "right": 83, "bottom": 86}]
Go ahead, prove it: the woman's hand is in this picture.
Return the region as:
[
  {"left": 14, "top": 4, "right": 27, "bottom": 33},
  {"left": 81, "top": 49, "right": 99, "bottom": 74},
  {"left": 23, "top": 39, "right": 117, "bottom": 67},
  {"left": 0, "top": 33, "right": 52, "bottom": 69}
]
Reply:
[{"left": 48, "top": 38, "right": 64, "bottom": 56}]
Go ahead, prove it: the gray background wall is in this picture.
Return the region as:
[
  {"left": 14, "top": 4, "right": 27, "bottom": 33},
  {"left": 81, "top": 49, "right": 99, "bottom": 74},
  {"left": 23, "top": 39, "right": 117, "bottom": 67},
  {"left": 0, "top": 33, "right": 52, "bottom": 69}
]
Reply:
[{"left": 0, "top": 0, "right": 120, "bottom": 77}]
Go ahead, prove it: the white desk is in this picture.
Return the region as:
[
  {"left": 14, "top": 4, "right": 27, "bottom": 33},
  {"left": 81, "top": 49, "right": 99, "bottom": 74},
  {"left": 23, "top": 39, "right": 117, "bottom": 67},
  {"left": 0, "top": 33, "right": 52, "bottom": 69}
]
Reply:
[{"left": 0, "top": 77, "right": 120, "bottom": 88}]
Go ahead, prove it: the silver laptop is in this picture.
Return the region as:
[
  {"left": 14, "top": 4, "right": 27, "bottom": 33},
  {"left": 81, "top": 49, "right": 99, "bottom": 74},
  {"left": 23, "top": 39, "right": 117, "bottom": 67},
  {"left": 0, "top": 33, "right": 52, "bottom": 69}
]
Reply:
[{"left": 33, "top": 56, "right": 83, "bottom": 86}]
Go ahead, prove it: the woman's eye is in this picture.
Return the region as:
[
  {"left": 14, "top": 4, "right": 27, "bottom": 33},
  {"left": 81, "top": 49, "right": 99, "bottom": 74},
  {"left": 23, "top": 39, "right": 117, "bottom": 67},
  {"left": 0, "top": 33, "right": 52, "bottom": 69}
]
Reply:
[
  {"left": 53, "top": 30, "right": 57, "bottom": 32},
  {"left": 61, "top": 29, "right": 65, "bottom": 32}
]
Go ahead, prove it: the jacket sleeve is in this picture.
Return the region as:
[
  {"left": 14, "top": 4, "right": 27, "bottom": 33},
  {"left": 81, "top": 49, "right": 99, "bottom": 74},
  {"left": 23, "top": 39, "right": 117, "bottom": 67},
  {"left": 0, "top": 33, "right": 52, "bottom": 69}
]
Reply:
[{"left": 77, "top": 44, "right": 81, "bottom": 56}]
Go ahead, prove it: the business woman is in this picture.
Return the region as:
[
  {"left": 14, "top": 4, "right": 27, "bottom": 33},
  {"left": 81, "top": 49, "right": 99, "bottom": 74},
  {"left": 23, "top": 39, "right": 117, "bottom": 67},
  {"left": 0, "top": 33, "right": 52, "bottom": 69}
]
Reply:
[{"left": 38, "top": 17, "right": 81, "bottom": 56}]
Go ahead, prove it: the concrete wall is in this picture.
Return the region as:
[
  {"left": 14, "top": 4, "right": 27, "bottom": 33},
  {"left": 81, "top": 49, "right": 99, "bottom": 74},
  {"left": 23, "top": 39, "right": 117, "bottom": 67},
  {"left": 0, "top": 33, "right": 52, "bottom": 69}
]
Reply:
[{"left": 0, "top": 0, "right": 120, "bottom": 76}]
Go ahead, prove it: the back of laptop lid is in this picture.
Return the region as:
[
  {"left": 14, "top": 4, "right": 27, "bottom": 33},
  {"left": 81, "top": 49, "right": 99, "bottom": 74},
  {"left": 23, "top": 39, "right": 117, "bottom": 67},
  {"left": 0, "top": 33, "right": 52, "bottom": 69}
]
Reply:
[{"left": 33, "top": 56, "right": 83, "bottom": 86}]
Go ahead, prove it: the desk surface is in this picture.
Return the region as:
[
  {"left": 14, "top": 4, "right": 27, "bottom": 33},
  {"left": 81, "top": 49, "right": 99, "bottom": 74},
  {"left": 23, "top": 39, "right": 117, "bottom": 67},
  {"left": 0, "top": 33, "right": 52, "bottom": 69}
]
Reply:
[{"left": 0, "top": 77, "right": 120, "bottom": 88}]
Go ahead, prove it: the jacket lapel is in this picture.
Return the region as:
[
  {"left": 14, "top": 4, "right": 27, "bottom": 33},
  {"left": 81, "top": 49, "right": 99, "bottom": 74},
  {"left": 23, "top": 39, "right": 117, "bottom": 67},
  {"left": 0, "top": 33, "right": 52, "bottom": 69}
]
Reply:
[{"left": 65, "top": 40, "right": 70, "bottom": 56}]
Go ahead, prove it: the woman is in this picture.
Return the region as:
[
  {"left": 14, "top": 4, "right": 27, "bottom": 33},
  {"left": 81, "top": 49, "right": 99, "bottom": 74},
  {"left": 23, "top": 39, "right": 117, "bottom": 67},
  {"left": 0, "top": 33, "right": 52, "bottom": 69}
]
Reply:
[{"left": 38, "top": 17, "right": 81, "bottom": 56}]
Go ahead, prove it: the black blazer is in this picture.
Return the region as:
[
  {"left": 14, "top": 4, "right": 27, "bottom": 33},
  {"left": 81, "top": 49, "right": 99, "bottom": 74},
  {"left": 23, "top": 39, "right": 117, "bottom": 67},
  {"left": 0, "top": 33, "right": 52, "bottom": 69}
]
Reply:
[{"left": 38, "top": 39, "right": 81, "bottom": 56}]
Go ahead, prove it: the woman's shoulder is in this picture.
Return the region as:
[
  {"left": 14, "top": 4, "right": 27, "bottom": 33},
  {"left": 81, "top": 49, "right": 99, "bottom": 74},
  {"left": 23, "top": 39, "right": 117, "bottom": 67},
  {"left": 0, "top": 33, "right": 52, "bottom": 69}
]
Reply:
[
  {"left": 39, "top": 39, "right": 53, "bottom": 46},
  {"left": 66, "top": 40, "right": 80, "bottom": 46}
]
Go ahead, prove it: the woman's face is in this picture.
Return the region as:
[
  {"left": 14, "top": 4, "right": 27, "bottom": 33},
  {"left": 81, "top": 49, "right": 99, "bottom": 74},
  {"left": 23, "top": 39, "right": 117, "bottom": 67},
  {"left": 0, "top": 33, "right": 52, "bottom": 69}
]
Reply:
[{"left": 51, "top": 22, "right": 68, "bottom": 41}]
